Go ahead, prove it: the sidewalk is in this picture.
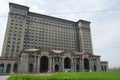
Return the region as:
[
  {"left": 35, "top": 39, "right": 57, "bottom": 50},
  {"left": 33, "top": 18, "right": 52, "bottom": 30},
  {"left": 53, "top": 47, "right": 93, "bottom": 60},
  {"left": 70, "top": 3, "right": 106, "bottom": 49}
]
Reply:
[
  {"left": 0, "top": 75, "right": 10, "bottom": 80},
  {"left": 0, "top": 73, "right": 52, "bottom": 80}
]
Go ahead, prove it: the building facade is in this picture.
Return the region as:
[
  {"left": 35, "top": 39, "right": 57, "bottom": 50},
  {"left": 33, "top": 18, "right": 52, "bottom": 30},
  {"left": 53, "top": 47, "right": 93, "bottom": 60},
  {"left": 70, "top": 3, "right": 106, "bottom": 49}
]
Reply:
[
  {"left": 19, "top": 48, "right": 108, "bottom": 73},
  {"left": 0, "top": 3, "right": 108, "bottom": 74},
  {"left": 1, "top": 3, "right": 93, "bottom": 58}
]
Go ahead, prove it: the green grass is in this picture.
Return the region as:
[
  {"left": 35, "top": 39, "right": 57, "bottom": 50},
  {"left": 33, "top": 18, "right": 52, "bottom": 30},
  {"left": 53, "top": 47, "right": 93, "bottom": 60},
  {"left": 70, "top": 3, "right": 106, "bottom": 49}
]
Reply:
[{"left": 8, "top": 72, "right": 120, "bottom": 80}]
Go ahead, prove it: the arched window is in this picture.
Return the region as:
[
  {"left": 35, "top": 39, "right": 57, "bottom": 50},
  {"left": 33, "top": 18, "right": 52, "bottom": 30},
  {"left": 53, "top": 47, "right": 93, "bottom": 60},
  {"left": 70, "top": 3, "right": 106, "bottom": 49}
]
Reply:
[
  {"left": 94, "top": 65, "right": 96, "bottom": 72},
  {"left": 104, "top": 66, "right": 106, "bottom": 71},
  {"left": 0, "top": 64, "right": 4, "bottom": 73},
  {"left": 6, "top": 64, "right": 11, "bottom": 73},
  {"left": 64, "top": 57, "right": 71, "bottom": 69},
  {"left": 101, "top": 65, "right": 104, "bottom": 71},
  {"left": 13, "top": 62, "right": 18, "bottom": 73}
]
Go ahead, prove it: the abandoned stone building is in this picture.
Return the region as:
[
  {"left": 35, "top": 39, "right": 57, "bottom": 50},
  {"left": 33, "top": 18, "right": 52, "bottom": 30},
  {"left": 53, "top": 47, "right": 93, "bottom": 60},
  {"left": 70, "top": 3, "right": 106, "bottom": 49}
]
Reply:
[
  {"left": 20, "top": 48, "right": 108, "bottom": 73},
  {"left": 0, "top": 48, "right": 108, "bottom": 74},
  {"left": 0, "top": 3, "right": 108, "bottom": 74}
]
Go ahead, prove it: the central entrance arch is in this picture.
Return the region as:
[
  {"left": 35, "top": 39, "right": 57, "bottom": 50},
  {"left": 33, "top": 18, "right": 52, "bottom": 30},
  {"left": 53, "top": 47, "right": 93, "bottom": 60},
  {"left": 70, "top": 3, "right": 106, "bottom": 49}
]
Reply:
[
  {"left": 64, "top": 57, "right": 71, "bottom": 69},
  {"left": 28, "top": 64, "right": 33, "bottom": 72},
  {"left": 55, "top": 64, "right": 59, "bottom": 72},
  {"left": 84, "top": 58, "right": 89, "bottom": 72},
  {"left": 40, "top": 56, "right": 48, "bottom": 72},
  {"left": 76, "top": 64, "right": 80, "bottom": 72}
]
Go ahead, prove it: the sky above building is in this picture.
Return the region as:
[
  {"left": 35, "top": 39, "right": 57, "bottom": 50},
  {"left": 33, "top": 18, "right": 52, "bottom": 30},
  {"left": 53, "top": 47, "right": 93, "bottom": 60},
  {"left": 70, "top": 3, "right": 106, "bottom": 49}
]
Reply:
[{"left": 0, "top": 0, "right": 120, "bottom": 68}]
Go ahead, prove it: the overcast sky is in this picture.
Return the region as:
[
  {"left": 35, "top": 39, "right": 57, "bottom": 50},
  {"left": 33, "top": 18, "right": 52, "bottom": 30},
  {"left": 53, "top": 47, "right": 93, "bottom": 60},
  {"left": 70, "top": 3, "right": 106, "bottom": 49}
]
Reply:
[{"left": 0, "top": 0, "right": 120, "bottom": 68}]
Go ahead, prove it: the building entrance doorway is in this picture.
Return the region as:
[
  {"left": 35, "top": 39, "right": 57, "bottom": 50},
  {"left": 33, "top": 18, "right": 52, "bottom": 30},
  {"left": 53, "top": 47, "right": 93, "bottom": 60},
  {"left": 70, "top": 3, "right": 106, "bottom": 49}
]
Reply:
[
  {"left": 76, "top": 64, "right": 80, "bottom": 72},
  {"left": 40, "top": 56, "right": 48, "bottom": 72},
  {"left": 55, "top": 64, "right": 59, "bottom": 72},
  {"left": 28, "top": 64, "right": 33, "bottom": 72},
  {"left": 64, "top": 57, "right": 71, "bottom": 69},
  {"left": 84, "top": 58, "right": 89, "bottom": 72}
]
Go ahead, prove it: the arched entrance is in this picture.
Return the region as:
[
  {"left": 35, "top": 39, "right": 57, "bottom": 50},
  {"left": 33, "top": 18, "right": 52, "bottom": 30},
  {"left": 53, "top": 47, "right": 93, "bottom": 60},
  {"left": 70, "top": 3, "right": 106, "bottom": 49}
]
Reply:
[
  {"left": 101, "top": 65, "right": 104, "bottom": 71},
  {"left": 84, "top": 58, "right": 89, "bottom": 72},
  {"left": 28, "top": 64, "right": 33, "bottom": 72},
  {"left": 6, "top": 64, "right": 11, "bottom": 73},
  {"left": 64, "top": 57, "right": 71, "bottom": 69},
  {"left": 76, "top": 64, "right": 80, "bottom": 72},
  {"left": 13, "top": 63, "right": 18, "bottom": 73},
  {"left": 40, "top": 56, "right": 48, "bottom": 72},
  {"left": 0, "top": 64, "right": 4, "bottom": 73},
  {"left": 55, "top": 64, "right": 59, "bottom": 72},
  {"left": 104, "top": 66, "right": 106, "bottom": 71},
  {"left": 94, "top": 65, "right": 96, "bottom": 72}
]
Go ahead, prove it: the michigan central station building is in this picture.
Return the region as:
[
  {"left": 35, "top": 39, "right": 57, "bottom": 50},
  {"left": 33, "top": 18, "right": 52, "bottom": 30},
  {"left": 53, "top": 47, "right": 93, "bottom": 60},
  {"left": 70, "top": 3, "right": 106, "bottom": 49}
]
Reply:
[{"left": 0, "top": 3, "right": 108, "bottom": 74}]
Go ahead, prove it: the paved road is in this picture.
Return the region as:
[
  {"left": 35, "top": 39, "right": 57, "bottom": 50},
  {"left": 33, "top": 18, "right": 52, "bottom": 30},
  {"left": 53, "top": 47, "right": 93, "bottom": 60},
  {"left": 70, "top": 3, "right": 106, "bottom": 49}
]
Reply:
[{"left": 0, "top": 75, "right": 10, "bottom": 80}]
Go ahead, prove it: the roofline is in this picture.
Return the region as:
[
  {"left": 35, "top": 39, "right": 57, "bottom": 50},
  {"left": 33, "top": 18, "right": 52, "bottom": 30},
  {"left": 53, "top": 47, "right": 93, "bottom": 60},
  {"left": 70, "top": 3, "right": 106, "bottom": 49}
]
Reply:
[
  {"left": 77, "top": 19, "right": 91, "bottom": 24},
  {"left": 28, "top": 11, "right": 76, "bottom": 23},
  {"left": 9, "top": 2, "right": 90, "bottom": 24},
  {"left": 9, "top": 2, "right": 29, "bottom": 9}
]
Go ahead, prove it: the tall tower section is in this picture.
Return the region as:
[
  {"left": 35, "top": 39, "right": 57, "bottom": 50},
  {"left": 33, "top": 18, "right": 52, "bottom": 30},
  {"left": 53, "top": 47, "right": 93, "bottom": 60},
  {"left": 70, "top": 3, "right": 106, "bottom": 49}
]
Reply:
[
  {"left": 1, "top": 3, "right": 29, "bottom": 58},
  {"left": 77, "top": 20, "right": 93, "bottom": 54}
]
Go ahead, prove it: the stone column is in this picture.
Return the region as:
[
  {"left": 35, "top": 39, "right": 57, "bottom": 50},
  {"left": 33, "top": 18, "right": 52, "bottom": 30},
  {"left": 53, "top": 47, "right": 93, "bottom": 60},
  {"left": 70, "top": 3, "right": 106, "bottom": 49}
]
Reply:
[
  {"left": 3, "top": 64, "right": 6, "bottom": 73},
  {"left": 61, "top": 57, "right": 64, "bottom": 72},
  {"left": 52, "top": 57, "right": 55, "bottom": 72},
  {"left": 91, "top": 59, "right": 94, "bottom": 71},
  {"left": 92, "top": 59, "right": 95, "bottom": 71},
  {"left": 81, "top": 59, "right": 84, "bottom": 72},
  {"left": 59, "top": 57, "right": 62, "bottom": 72},
  {"left": 49, "top": 56, "right": 52, "bottom": 73},
  {"left": 33, "top": 55, "right": 37, "bottom": 73},
  {"left": 20, "top": 54, "right": 28, "bottom": 73},
  {"left": 71, "top": 58, "right": 74, "bottom": 72},
  {"left": 96, "top": 58, "right": 101, "bottom": 71},
  {"left": 10, "top": 63, "right": 13, "bottom": 74},
  {"left": 74, "top": 58, "right": 76, "bottom": 72},
  {"left": 89, "top": 58, "right": 92, "bottom": 72},
  {"left": 37, "top": 55, "right": 40, "bottom": 73},
  {"left": 79, "top": 59, "right": 81, "bottom": 72},
  {"left": 26, "top": 55, "right": 29, "bottom": 73},
  {"left": 51, "top": 57, "right": 53, "bottom": 72},
  {"left": 17, "top": 61, "right": 19, "bottom": 73}
]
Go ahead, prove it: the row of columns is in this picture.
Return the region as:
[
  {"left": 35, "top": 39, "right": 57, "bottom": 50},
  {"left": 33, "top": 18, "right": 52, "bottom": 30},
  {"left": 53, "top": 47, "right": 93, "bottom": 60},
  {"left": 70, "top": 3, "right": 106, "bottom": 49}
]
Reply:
[
  {"left": 20, "top": 54, "right": 102, "bottom": 73},
  {"left": 31, "top": 55, "right": 87, "bottom": 73}
]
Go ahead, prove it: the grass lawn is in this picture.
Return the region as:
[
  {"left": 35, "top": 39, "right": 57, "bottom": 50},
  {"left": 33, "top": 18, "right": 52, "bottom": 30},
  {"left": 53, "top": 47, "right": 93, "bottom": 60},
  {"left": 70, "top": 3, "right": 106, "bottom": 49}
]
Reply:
[{"left": 8, "top": 72, "right": 120, "bottom": 80}]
